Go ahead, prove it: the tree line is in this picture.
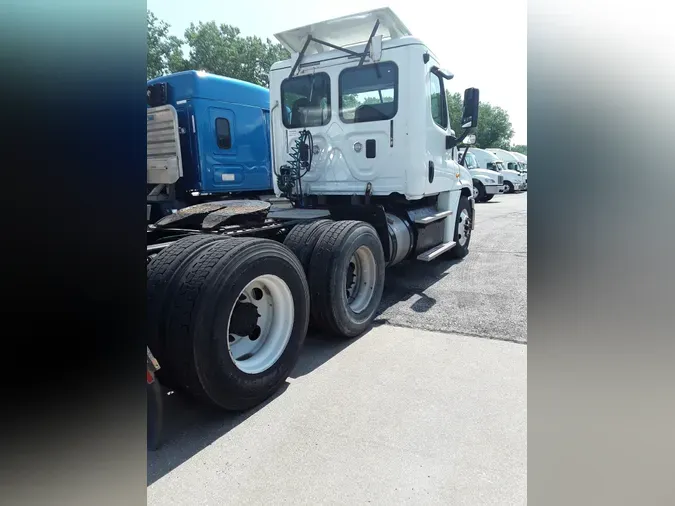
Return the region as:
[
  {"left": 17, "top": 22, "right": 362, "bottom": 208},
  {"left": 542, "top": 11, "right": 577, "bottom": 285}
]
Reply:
[{"left": 147, "top": 10, "right": 525, "bottom": 152}]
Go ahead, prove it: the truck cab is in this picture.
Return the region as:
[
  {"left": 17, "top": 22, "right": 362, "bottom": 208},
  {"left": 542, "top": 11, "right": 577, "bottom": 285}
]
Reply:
[
  {"left": 457, "top": 149, "right": 504, "bottom": 202},
  {"left": 268, "top": 8, "right": 480, "bottom": 261},
  {"left": 511, "top": 151, "right": 527, "bottom": 173},
  {"left": 146, "top": 71, "right": 273, "bottom": 221},
  {"left": 469, "top": 147, "right": 524, "bottom": 193},
  {"left": 269, "top": 9, "right": 475, "bottom": 203},
  {"left": 486, "top": 148, "right": 527, "bottom": 191}
]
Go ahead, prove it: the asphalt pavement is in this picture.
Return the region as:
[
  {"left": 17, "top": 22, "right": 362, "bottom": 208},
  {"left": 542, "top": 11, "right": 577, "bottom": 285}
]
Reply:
[
  {"left": 148, "top": 192, "right": 527, "bottom": 505},
  {"left": 379, "top": 191, "right": 527, "bottom": 343}
]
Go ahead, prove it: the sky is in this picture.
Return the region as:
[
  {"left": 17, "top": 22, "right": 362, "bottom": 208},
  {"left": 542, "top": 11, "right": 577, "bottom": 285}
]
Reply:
[{"left": 148, "top": 0, "right": 527, "bottom": 145}]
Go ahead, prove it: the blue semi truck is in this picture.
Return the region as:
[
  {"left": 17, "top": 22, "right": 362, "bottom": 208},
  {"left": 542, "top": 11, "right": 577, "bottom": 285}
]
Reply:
[{"left": 146, "top": 70, "right": 277, "bottom": 222}]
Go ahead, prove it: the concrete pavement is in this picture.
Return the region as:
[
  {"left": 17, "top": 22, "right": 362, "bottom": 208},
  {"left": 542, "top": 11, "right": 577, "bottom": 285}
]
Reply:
[{"left": 148, "top": 325, "right": 526, "bottom": 505}]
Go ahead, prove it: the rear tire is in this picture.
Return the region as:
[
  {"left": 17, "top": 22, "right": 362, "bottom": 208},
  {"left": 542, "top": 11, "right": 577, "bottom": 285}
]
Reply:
[
  {"left": 283, "top": 219, "right": 334, "bottom": 330},
  {"left": 163, "top": 238, "right": 310, "bottom": 411},
  {"left": 309, "top": 221, "right": 385, "bottom": 338},
  {"left": 147, "top": 235, "right": 228, "bottom": 365},
  {"left": 283, "top": 219, "right": 333, "bottom": 274},
  {"left": 449, "top": 196, "right": 473, "bottom": 259}
]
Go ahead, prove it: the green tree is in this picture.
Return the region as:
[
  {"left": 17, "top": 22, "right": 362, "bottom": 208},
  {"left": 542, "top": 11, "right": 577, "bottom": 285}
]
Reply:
[
  {"left": 510, "top": 144, "right": 527, "bottom": 155},
  {"left": 445, "top": 91, "right": 514, "bottom": 148},
  {"left": 147, "top": 11, "right": 184, "bottom": 80},
  {"left": 475, "top": 103, "right": 514, "bottom": 148},
  {"left": 178, "top": 21, "right": 289, "bottom": 87},
  {"left": 446, "top": 91, "right": 463, "bottom": 133}
]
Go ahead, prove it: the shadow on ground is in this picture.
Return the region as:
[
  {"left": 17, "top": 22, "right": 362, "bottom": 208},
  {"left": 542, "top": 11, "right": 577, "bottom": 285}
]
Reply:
[{"left": 147, "top": 256, "right": 464, "bottom": 485}]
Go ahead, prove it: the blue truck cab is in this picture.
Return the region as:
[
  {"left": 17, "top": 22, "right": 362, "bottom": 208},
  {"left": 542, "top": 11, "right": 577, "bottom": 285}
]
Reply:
[{"left": 147, "top": 71, "right": 273, "bottom": 208}]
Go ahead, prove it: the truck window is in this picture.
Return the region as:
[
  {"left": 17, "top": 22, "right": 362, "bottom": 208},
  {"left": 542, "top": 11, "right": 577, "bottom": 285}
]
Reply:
[
  {"left": 463, "top": 152, "right": 477, "bottom": 169},
  {"left": 339, "top": 62, "right": 398, "bottom": 123},
  {"left": 507, "top": 162, "right": 517, "bottom": 170},
  {"left": 281, "top": 73, "right": 331, "bottom": 129},
  {"left": 430, "top": 73, "right": 448, "bottom": 129},
  {"left": 215, "top": 118, "right": 232, "bottom": 149}
]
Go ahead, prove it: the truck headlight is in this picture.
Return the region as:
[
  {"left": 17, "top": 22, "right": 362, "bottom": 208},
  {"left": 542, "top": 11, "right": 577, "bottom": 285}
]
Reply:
[{"left": 485, "top": 178, "right": 495, "bottom": 184}]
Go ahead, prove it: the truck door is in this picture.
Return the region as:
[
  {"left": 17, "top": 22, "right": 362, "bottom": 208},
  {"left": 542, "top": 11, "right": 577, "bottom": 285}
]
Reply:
[{"left": 425, "top": 66, "right": 462, "bottom": 195}]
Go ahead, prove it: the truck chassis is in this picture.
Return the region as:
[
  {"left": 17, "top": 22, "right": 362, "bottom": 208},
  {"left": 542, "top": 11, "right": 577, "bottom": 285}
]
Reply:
[{"left": 147, "top": 196, "right": 473, "bottom": 449}]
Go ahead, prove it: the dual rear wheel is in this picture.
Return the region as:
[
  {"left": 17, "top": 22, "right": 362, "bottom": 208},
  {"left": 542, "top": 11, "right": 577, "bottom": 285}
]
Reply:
[
  {"left": 147, "top": 220, "right": 387, "bottom": 411},
  {"left": 284, "top": 220, "right": 386, "bottom": 338},
  {"left": 147, "top": 236, "right": 310, "bottom": 411}
]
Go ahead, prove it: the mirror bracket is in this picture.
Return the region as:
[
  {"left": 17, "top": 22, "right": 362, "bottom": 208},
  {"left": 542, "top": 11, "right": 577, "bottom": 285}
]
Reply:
[{"left": 431, "top": 65, "right": 454, "bottom": 80}]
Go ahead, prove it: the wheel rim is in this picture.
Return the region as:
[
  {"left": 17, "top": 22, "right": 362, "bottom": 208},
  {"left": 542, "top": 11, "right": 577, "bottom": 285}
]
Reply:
[
  {"left": 345, "top": 245, "right": 377, "bottom": 314},
  {"left": 472, "top": 186, "right": 479, "bottom": 199},
  {"left": 227, "top": 274, "right": 294, "bottom": 375},
  {"left": 457, "top": 209, "right": 472, "bottom": 247}
]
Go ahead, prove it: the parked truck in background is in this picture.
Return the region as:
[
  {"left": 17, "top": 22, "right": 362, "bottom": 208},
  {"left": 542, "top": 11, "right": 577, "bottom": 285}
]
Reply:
[
  {"left": 455, "top": 140, "right": 504, "bottom": 202},
  {"left": 469, "top": 147, "right": 524, "bottom": 193},
  {"left": 511, "top": 151, "right": 527, "bottom": 173},
  {"left": 146, "top": 8, "right": 481, "bottom": 431},
  {"left": 486, "top": 148, "right": 527, "bottom": 191},
  {"left": 146, "top": 71, "right": 276, "bottom": 223}
]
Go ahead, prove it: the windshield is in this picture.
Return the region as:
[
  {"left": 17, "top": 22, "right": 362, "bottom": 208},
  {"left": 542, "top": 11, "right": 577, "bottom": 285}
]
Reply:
[
  {"left": 495, "top": 161, "right": 505, "bottom": 170},
  {"left": 462, "top": 152, "right": 478, "bottom": 169},
  {"left": 281, "top": 73, "right": 331, "bottom": 128}
]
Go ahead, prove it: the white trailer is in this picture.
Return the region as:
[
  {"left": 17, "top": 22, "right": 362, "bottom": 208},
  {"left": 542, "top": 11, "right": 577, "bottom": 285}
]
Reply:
[{"left": 146, "top": 8, "right": 482, "bottom": 419}]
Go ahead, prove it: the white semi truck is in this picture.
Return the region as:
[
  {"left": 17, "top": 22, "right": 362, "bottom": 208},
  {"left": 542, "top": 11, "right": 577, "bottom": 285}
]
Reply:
[
  {"left": 469, "top": 147, "right": 525, "bottom": 193},
  {"left": 511, "top": 151, "right": 527, "bottom": 172},
  {"left": 455, "top": 140, "right": 504, "bottom": 202},
  {"left": 486, "top": 148, "right": 527, "bottom": 191},
  {"left": 146, "top": 8, "right": 481, "bottom": 422},
  {"left": 511, "top": 152, "right": 527, "bottom": 190}
]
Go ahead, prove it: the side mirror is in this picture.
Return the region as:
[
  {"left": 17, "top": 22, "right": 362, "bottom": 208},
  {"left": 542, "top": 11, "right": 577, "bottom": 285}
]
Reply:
[
  {"left": 462, "top": 134, "right": 476, "bottom": 145},
  {"left": 461, "top": 88, "right": 480, "bottom": 129}
]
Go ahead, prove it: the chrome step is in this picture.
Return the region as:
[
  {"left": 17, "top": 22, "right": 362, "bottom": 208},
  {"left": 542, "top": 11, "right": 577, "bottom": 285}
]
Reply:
[
  {"left": 414, "top": 209, "right": 453, "bottom": 225},
  {"left": 416, "top": 241, "right": 457, "bottom": 262}
]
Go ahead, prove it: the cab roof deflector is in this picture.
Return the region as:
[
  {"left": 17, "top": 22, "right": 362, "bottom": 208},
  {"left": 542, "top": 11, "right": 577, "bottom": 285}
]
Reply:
[{"left": 275, "top": 8, "right": 412, "bottom": 78}]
